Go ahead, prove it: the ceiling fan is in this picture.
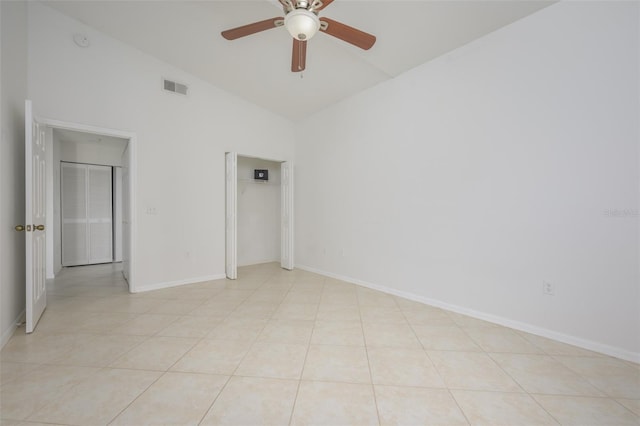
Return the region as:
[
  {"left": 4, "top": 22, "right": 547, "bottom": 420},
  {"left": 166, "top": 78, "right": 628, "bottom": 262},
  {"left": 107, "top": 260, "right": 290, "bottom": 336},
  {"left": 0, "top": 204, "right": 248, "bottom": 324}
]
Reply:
[{"left": 221, "top": 0, "right": 376, "bottom": 72}]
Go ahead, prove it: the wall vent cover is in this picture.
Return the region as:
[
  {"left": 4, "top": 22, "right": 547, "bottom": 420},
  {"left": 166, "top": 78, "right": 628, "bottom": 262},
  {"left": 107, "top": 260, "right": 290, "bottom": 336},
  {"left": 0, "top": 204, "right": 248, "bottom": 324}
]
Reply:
[{"left": 163, "top": 78, "right": 188, "bottom": 95}]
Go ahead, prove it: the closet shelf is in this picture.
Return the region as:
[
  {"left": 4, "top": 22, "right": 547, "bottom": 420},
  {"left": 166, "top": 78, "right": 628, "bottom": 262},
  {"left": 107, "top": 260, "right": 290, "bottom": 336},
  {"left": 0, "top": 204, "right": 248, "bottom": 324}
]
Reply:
[{"left": 238, "top": 178, "right": 278, "bottom": 186}]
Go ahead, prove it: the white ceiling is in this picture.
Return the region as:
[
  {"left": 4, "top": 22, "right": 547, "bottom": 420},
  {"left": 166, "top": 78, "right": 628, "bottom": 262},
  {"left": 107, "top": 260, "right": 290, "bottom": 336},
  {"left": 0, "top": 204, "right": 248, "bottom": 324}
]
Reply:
[{"left": 46, "top": 0, "right": 554, "bottom": 121}]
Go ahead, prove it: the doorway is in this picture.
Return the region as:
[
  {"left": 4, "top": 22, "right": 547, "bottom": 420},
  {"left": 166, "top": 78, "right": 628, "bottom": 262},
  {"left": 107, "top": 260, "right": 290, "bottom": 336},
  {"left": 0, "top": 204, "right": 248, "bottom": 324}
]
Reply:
[
  {"left": 41, "top": 119, "right": 137, "bottom": 290},
  {"left": 225, "top": 152, "right": 294, "bottom": 279},
  {"left": 23, "top": 102, "right": 138, "bottom": 333},
  {"left": 60, "top": 161, "right": 118, "bottom": 267}
]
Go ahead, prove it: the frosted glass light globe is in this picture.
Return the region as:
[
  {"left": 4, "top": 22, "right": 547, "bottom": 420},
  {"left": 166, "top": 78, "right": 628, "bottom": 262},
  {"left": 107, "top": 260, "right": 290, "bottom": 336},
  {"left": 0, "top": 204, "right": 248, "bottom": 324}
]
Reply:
[{"left": 284, "top": 9, "right": 320, "bottom": 41}]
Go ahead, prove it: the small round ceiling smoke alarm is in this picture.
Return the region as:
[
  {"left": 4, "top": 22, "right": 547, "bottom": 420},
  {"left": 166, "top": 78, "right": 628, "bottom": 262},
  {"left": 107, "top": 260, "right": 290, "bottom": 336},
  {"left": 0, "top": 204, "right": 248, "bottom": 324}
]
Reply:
[{"left": 73, "top": 33, "right": 90, "bottom": 48}]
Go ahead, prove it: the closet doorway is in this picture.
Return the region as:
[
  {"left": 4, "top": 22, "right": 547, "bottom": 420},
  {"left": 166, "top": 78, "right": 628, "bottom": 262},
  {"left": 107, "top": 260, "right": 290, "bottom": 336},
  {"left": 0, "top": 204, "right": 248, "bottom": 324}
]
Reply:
[
  {"left": 225, "top": 153, "right": 293, "bottom": 279},
  {"left": 60, "top": 162, "right": 117, "bottom": 266}
]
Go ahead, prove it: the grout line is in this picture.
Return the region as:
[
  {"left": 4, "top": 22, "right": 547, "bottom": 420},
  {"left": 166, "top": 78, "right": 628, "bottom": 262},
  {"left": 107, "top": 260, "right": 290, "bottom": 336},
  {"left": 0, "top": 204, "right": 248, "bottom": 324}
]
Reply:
[
  {"left": 359, "top": 289, "right": 382, "bottom": 426},
  {"left": 196, "top": 375, "right": 233, "bottom": 425},
  {"left": 478, "top": 350, "right": 527, "bottom": 394},
  {"left": 401, "top": 306, "right": 473, "bottom": 424},
  {"left": 104, "top": 368, "right": 166, "bottom": 425},
  {"left": 526, "top": 393, "right": 563, "bottom": 425},
  {"left": 284, "top": 276, "right": 326, "bottom": 425},
  {"left": 287, "top": 347, "right": 311, "bottom": 425},
  {"left": 477, "top": 351, "right": 566, "bottom": 424},
  {"left": 446, "top": 388, "right": 473, "bottom": 426},
  {"left": 363, "top": 344, "right": 382, "bottom": 426}
]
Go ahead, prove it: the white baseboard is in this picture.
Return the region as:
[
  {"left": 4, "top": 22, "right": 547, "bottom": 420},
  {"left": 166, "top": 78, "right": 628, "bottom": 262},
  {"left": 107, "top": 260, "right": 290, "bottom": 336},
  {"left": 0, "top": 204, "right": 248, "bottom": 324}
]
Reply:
[
  {"left": 1, "top": 309, "right": 25, "bottom": 350},
  {"left": 297, "top": 264, "right": 640, "bottom": 364},
  {"left": 132, "top": 273, "right": 227, "bottom": 293}
]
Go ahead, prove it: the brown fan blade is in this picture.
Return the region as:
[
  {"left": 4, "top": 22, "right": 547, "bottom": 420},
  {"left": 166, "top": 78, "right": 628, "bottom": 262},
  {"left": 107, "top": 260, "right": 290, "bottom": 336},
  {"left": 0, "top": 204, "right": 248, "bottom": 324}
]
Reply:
[
  {"left": 278, "top": 0, "right": 295, "bottom": 10},
  {"left": 291, "top": 38, "right": 307, "bottom": 72},
  {"left": 221, "top": 17, "right": 283, "bottom": 40},
  {"left": 319, "top": 17, "right": 376, "bottom": 50},
  {"left": 315, "top": 0, "right": 334, "bottom": 11}
]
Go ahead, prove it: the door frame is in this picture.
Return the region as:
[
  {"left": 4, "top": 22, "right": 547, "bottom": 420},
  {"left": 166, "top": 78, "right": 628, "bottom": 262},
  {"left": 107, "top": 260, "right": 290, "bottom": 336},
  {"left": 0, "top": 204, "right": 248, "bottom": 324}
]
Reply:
[
  {"left": 225, "top": 152, "right": 294, "bottom": 279},
  {"left": 225, "top": 152, "right": 237, "bottom": 280},
  {"left": 40, "top": 117, "right": 138, "bottom": 292}
]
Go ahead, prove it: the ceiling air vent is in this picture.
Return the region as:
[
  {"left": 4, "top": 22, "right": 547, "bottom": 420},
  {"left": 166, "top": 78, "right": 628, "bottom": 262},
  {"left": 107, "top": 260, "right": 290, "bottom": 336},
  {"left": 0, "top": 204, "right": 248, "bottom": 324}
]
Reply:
[{"left": 163, "top": 78, "right": 188, "bottom": 96}]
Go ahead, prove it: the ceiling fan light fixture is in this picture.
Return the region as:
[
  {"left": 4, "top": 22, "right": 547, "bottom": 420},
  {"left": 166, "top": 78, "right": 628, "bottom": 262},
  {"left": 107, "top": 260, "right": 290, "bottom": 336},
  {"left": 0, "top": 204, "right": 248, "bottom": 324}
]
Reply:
[{"left": 284, "top": 9, "right": 320, "bottom": 41}]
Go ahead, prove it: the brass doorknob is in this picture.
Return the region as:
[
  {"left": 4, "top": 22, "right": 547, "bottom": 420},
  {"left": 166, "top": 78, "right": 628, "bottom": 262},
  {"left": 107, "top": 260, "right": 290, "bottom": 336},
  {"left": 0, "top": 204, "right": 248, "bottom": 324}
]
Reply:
[
  {"left": 35, "top": 225, "right": 45, "bottom": 231},
  {"left": 15, "top": 225, "right": 25, "bottom": 232}
]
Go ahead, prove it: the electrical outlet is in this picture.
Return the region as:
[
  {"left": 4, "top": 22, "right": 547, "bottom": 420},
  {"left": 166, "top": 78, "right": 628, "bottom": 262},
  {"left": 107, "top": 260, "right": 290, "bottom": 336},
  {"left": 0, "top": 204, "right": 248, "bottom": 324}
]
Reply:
[{"left": 543, "top": 281, "right": 554, "bottom": 296}]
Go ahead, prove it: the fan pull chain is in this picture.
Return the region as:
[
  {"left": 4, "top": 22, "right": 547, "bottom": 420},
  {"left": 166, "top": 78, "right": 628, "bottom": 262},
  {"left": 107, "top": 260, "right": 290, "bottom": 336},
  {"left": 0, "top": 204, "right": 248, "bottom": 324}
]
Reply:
[{"left": 298, "top": 44, "right": 304, "bottom": 72}]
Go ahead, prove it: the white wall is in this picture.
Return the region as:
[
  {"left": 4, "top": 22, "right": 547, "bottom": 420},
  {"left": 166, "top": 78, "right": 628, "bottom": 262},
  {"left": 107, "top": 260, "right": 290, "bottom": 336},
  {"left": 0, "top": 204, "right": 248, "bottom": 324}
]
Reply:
[
  {"left": 0, "top": 1, "right": 28, "bottom": 348},
  {"left": 58, "top": 139, "right": 125, "bottom": 167},
  {"left": 295, "top": 1, "right": 640, "bottom": 361},
  {"left": 237, "top": 157, "right": 281, "bottom": 266},
  {"left": 28, "top": 2, "right": 295, "bottom": 292}
]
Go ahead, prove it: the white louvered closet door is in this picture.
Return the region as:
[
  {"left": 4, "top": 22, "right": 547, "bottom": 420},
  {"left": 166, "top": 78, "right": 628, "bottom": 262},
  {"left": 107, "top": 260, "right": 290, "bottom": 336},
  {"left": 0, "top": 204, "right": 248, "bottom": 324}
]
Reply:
[
  {"left": 88, "top": 165, "right": 113, "bottom": 263},
  {"left": 61, "top": 163, "right": 113, "bottom": 266},
  {"left": 62, "top": 163, "right": 88, "bottom": 266}
]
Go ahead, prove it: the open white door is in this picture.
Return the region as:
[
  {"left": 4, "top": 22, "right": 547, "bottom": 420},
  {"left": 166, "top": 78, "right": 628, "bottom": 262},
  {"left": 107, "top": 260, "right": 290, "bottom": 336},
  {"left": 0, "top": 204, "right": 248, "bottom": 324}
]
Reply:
[
  {"left": 281, "top": 161, "right": 294, "bottom": 270},
  {"left": 25, "top": 100, "right": 47, "bottom": 333},
  {"left": 225, "top": 152, "right": 237, "bottom": 279}
]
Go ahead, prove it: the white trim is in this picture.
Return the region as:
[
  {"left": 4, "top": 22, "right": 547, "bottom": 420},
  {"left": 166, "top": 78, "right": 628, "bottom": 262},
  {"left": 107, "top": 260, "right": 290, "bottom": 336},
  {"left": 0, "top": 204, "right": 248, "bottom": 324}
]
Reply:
[
  {"left": 38, "top": 118, "right": 136, "bottom": 140},
  {"left": 1, "top": 309, "right": 25, "bottom": 349},
  {"left": 225, "top": 151, "right": 238, "bottom": 280},
  {"left": 38, "top": 118, "right": 138, "bottom": 292},
  {"left": 133, "top": 274, "right": 227, "bottom": 293},
  {"left": 280, "top": 161, "right": 294, "bottom": 271},
  {"left": 127, "top": 135, "right": 137, "bottom": 291},
  {"left": 235, "top": 153, "right": 289, "bottom": 164},
  {"left": 45, "top": 127, "right": 54, "bottom": 279},
  {"left": 297, "top": 264, "right": 640, "bottom": 363}
]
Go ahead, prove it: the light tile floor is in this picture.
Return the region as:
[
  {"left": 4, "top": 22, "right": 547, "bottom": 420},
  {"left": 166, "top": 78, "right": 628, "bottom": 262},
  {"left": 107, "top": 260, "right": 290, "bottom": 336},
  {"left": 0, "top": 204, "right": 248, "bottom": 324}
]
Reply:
[{"left": 1, "top": 262, "right": 639, "bottom": 425}]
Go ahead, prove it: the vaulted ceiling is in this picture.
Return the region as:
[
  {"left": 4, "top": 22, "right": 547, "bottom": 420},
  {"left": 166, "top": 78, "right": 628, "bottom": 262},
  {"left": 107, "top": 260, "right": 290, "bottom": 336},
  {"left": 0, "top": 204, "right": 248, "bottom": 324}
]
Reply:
[{"left": 47, "top": 0, "right": 553, "bottom": 121}]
